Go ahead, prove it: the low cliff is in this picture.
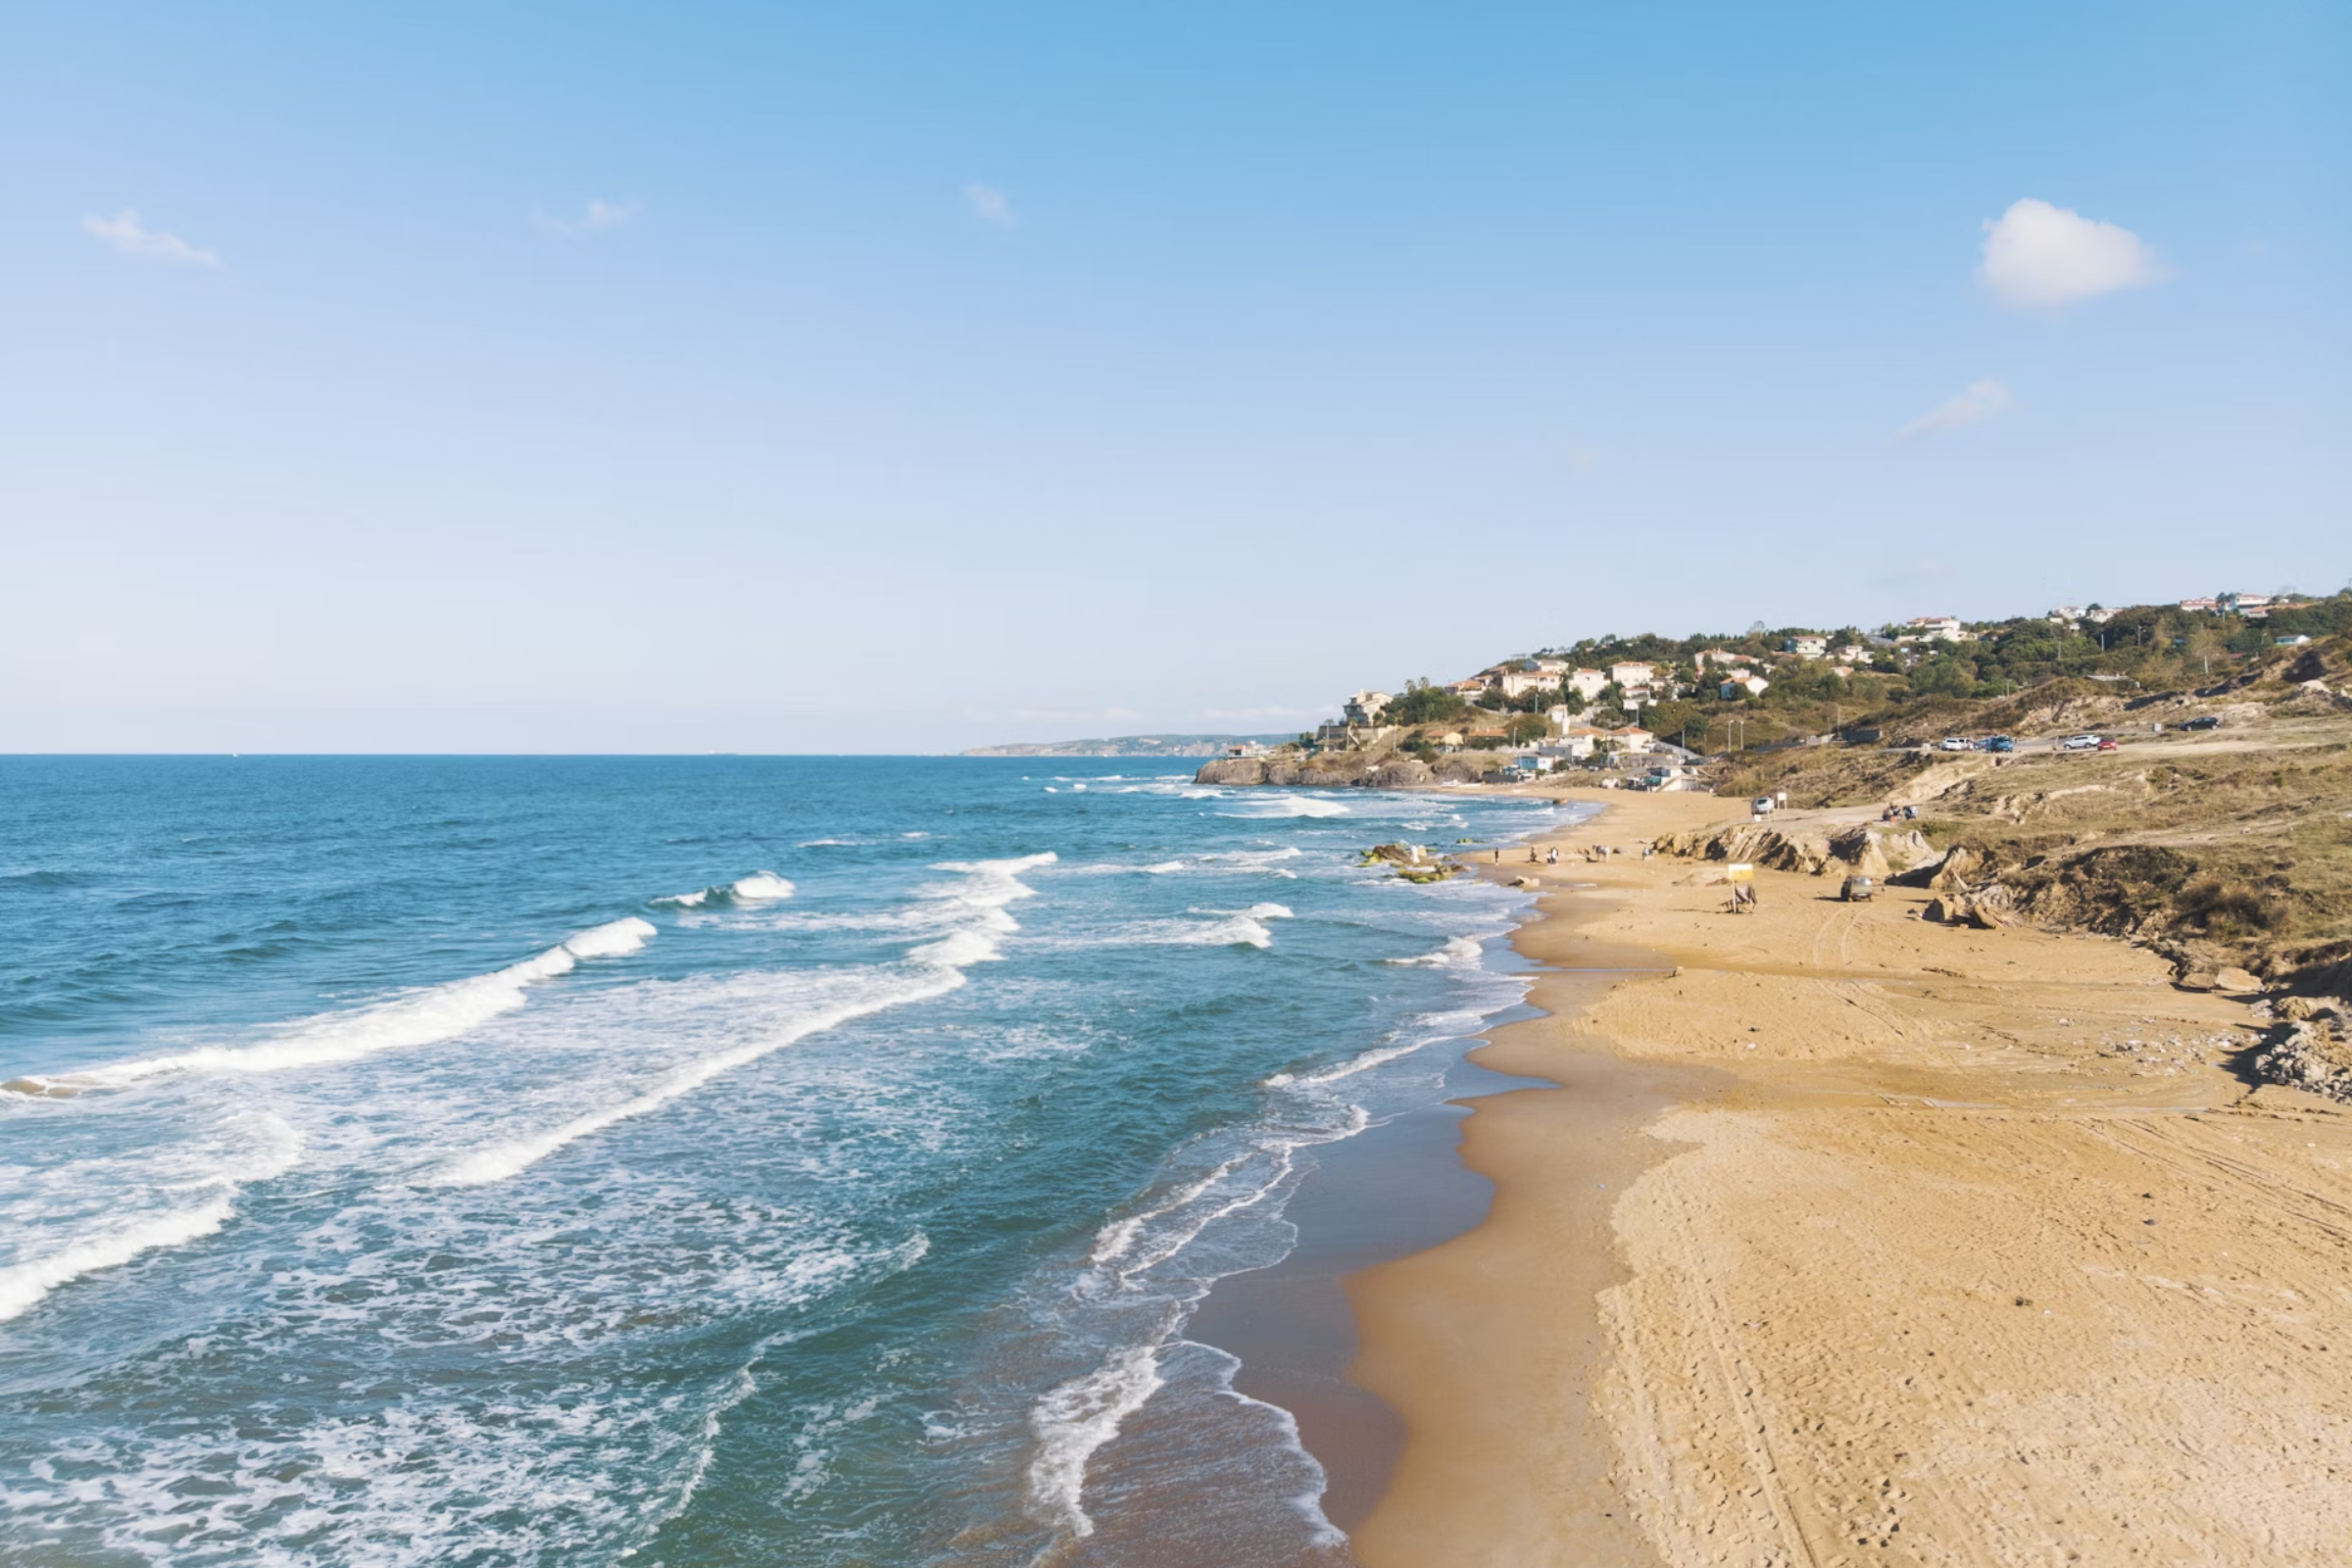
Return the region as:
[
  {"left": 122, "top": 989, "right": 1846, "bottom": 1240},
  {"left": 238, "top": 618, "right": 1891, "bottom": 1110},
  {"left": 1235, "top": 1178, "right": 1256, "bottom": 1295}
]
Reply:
[{"left": 1195, "top": 754, "right": 1487, "bottom": 788}]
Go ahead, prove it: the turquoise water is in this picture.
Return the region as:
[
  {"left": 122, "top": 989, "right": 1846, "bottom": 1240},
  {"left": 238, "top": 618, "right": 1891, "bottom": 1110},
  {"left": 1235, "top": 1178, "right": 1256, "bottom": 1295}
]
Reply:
[{"left": 0, "top": 759, "right": 1570, "bottom": 1566}]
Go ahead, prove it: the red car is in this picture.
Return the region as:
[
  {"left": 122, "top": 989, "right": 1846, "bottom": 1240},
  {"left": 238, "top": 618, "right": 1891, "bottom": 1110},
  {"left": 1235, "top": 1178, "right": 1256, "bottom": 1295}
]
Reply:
[{"left": 2095, "top": 737, "right": 2118, "bottom": 752}]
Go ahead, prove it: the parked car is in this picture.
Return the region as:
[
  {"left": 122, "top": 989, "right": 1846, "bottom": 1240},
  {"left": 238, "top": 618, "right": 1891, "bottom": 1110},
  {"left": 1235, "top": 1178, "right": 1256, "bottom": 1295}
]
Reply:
[
  {"left": 2183, "top": 714, "right": 2223, "bottom": 731},
  {"left": 1750, "top": 795, "right": 1777, "bottom": 815},
  {"left": 1938, "top": 736, "right": 1973, "bottom": 752},
  {"left": 2062, "top": 734, "right": 2101, "bottom": 751},
  {"left": 1840, "top": 875, "right": 1876, "bottom": 903},
  {"left": 2096, "top": 736, "right": 2118, "bottom": 752},
  {"left": 1985, "top": 735, "right": 2016, "bottom": 753}
]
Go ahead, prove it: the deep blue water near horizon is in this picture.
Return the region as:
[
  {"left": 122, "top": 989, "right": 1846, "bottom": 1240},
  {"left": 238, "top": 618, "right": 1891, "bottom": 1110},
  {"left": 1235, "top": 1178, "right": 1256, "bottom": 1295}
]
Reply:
[{"left": 0, "top": 758, "right": 1573, "bottom": 1567}]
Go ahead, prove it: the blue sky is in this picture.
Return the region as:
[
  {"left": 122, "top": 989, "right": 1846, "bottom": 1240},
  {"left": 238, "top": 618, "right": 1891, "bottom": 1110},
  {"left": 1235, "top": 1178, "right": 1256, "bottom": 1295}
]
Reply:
[{"left": 3, "top": 0, "right": 2345, "bottom": 751}]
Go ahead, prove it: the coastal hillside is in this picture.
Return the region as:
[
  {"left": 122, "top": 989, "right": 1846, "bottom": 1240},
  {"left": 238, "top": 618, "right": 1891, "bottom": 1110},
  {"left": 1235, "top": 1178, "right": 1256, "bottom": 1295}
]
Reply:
[{"left": 1214, "top": 614, "right": 2352, "bottom": 1004}]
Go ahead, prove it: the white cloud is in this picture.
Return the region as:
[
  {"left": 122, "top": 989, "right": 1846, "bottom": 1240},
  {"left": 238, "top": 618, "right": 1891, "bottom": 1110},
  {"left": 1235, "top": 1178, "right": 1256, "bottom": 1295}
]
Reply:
[
  {"left": 82, "top": 210, "right": 220, "bottom": 267},
  {"left": 1891, "top": 379, "right": 2015, "bottom": 444},
  {"left": 963, "top": 182, "right": 1016, "bottom": 228},
  {"left": 1978, "top": 198, "right": 2164, "bottom": 309},
  {"left": 533, "top": 198, "right": 641, "bottom": 235}
]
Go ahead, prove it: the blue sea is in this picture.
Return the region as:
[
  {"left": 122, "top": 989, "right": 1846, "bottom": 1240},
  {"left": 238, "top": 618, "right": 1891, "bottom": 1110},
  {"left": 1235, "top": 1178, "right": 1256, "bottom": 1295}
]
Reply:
[{"left": 0, "top": 758, "right": 1573, "bottom": 1566}]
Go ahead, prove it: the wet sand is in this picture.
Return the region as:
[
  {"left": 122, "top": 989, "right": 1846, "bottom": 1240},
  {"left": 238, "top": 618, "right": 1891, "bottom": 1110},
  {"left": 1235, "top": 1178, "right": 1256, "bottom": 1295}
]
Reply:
[{"left": 1347, "top": 787, "right": 2352, "bottom": 1566}]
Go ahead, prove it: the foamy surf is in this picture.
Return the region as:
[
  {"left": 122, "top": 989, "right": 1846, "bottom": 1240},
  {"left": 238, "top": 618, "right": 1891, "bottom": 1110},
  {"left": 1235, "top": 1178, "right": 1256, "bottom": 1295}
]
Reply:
[
  {"left": 1025, "top": 1344, "right": 1166, "bottom": 1540},
  {"left": 428, "top": 965, "right": 969, "bottom": 1188},
  {"left": 1387, "top": 934, "right": 1486, "bottom": 968},
  {"left": 0, "top": 1109, "right": 302, "bottom": 1323},
  {"left": 33, "top": 918, "right": 657, "bottom": 1091},
  {"left": 654, "top": 873, "right": 794, "bottom": 907},
  {"left": 1217, "top": 794, "right": 1348, "bottom": 820}
]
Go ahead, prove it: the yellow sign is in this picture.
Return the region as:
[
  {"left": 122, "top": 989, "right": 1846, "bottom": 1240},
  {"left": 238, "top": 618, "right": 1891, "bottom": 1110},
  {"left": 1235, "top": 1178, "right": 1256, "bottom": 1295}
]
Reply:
[{"left": 1725, "top": 863, "right": 1755, "bottom": 884}]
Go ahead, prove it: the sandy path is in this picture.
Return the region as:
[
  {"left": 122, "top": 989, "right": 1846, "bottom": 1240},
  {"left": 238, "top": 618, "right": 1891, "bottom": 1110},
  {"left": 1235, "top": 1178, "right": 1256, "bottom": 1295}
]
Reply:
[{"left": 1348, "top": 788, "right": 2352, "bottom": 1567}]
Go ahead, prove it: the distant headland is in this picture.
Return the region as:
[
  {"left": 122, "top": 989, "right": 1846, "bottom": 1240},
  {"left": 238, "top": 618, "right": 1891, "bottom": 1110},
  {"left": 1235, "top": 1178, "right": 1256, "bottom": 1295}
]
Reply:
[{"left": 960, "top": 733, "right": 1297, "bottom": 759}]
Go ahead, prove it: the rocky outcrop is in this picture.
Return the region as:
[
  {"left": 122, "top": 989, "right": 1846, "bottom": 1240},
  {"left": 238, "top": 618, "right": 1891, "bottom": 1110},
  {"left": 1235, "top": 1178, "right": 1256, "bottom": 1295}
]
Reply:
[
  {"left": 2254, "top": 1010, "right": 2352, "bottom": 1102},
  {"left": 1366, "top": 758, "right": 1437, "bottom": 787},
  {"left": 1193, "top": 752, "right": 1469, "bottom": 788},
  {"left": 1926, "top": 884, "right": 2016, "bottom": 930},
  {"left": 1653, "top": 823, "right": 1934, "bottom": 880}
]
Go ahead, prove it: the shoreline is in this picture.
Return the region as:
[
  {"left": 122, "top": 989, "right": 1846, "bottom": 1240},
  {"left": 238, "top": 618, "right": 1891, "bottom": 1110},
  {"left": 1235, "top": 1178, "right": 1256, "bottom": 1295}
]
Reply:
[{"left": 1342, "top": 785, "right": 2352, "bottom": 1564}]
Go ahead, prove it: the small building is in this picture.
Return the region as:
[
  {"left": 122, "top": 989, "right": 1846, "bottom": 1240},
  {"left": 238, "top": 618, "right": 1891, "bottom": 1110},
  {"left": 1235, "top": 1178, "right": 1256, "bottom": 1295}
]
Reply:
[
  {"left": 1606, "top": 725, "right": 1656, "bottom": 754},
  {"left": 1722, "top": 673, "right": 1771, "bottom": 700},
  {"left": 1343, "top": 690, "right": 1392, "bottom": 725},
  {"left": 1496, "top": 668, "right": 1563, "bottom": 700},
  {"left": 1553, "top": 724, "right": 1611, "bottom": 760},
  {"left": 1905, "top": 615, "right": 1967, "bottom": 643},
  {"left": 1565, "top": 667, "right": 1610, "bottom": 701},
  {"left": 1608, "top": 661, "right": 1656, "bottom": 690},
  {"left": 2179, "top": 597, "right": 2220, "bottom": 612},
  {"left": 1446, "top": 677, "right": 1491, "bottom": 701},
  {"left": 2277, "top": 634, "right": 2313, "bottom": 647},
  {"left": 1785, "top": 634, "right": 1828, "bottom": 660}
]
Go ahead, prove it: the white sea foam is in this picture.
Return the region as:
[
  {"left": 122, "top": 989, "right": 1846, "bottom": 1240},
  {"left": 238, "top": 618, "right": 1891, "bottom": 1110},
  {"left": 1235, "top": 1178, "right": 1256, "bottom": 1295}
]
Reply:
[
  {"left": 1025, "top": 1345, "right": 1165, "bottom": 1540},
  {"left": 38, "top": 918, "right": 656, "bottom": 1091},
  {"left": 1089, "top": 1156, "right": 1250, "bottom": 1266},
  {"left": 562, "top": 916, "right": 659, "bottom": 958},
  {"left": 1195, "top": 846, "right": 1304, "bottom": 875},
  {"left": 1192, "top": 916, "right": 1272, "bottom": 949},
  {"left": 0, "top": 1109, "right": 302, "bottom": 1322},
  {"left": 732, "top": 872, "right": 795, "bottom": 902},
  {"left": 1217, "top": 794, "right": 1348, "bottom": 820},
  {"left": 429, "top": 967, "right": 967, "bottom": 1188},
  {"left": 797, "top": 838, "right": 864, "bottom": 847},
  {"left": 907, "top": 929, "right": 1004, "bottom": 967},
  {"left": 1386, "top": 934, "right": 1486, "bottom": 968}
]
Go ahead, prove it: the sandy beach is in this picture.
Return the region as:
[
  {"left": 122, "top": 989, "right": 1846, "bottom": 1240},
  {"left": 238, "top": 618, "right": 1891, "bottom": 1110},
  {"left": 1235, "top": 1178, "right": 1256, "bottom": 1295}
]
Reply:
[{"left": 1348, "top": 787, "right": 2352, "bottom": 1566}]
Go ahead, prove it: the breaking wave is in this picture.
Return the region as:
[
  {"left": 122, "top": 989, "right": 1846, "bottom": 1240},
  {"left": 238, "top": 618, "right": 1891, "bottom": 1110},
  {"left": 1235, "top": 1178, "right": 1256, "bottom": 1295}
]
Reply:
[{"left": 26, "top": 918, "right": 658, "bottom": 1091}]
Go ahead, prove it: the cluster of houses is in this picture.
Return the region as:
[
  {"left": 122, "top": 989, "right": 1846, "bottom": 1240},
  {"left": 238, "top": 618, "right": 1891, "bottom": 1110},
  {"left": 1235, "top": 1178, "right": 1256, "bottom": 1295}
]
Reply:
[
  {"left": 2177, "top": 591, "right": 2303, "bottom": 620},
  {"left": 1295, "top": 590, "right": 2326, "bottom": 768}
]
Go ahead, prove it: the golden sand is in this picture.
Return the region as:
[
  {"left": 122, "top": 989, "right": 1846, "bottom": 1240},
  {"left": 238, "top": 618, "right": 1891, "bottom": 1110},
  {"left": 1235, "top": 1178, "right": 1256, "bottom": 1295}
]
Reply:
[{"left": 1348, "top": 788, "right": 2352, "bottom": 1566}]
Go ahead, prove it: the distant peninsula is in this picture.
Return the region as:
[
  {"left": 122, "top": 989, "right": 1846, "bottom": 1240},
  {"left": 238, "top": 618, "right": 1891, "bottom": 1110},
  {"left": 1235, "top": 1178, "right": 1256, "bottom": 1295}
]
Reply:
[{"left": 961, "top": 733, "right": 1295, "bottom": 759}]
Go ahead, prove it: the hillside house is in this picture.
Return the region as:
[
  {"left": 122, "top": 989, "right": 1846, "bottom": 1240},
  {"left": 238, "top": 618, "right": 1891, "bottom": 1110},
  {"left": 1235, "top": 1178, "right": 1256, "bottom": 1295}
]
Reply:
[
  {"left": 1608, "top": 661, "right": 1656, "bottom": 689},
  {"left": 1722, "top": 673, "right": 1771, "bottom": 699},
  {"left": 1785, "top": 634, "right": 1828, "bottom": 660},
  {"left": 1446, "top": 678, "right": 1491, "bottom": 701},
  {"left": 1905, "top": 615, "right": 1967, "bottom": 643},
  {"left": 1566, "top": 668, "right": 1610, "bottom": 701},
  {"left": 1833, "top": 643, "right": 1868, "bottom": 663},
  {"left": 1496, "top": 668, "right": 1563, "bottom": 700},
  {"left": 1343, "top": 690, "right": 1392, "bottom": 725}
]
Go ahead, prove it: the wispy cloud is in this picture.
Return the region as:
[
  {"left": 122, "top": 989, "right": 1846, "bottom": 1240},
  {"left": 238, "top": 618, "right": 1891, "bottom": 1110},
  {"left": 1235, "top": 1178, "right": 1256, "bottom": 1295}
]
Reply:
[
  {"left": 1891, "top": 379, "right": 2015, "bottom": 444},
  {"left": 82, "top": 210, "right": 220, "bottom": 267},
  {"left": 963, "top": 182, "right": 1016, "bottom": 228},
  {"left": 1979, "top": 199, "right": 2165, "bottom": 310},
  {"left": 533, "top": 198, "right": 642, "bottom": 235}
]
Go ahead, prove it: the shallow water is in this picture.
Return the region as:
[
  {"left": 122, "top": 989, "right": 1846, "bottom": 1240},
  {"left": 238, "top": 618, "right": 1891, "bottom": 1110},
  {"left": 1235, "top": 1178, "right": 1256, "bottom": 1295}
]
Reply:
[{"left": 0, "top": 758, "right": 1578, "bottom": 1565}]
